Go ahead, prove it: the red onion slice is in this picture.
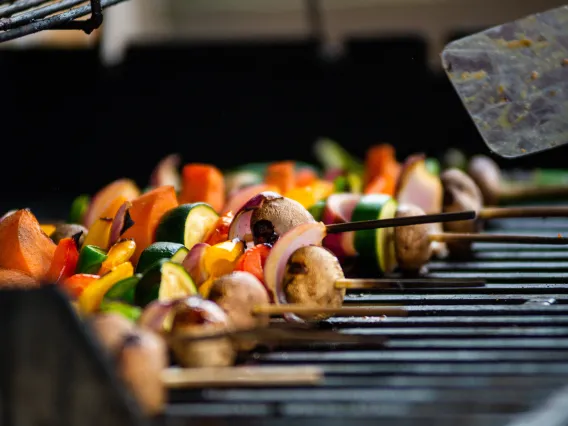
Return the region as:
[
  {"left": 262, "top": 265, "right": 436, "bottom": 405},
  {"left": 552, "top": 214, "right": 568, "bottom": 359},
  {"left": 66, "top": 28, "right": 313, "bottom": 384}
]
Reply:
[
  {"left": 227, "top": 191, "right": 282, "bottom": 241},
  {"left": 150, "top": 153, "right": 182, "bottom": 191},
  {"left": 182, "top": 243, "right": 210, "bottom": 286},
  {"left": 322, "top": 194, "right": 360, "bottom": 259},
  {"left": 223, "top": 184, "right": 278, "bottom": 215},
  {"left": 138, "top": 296, "right": 228, "bottom": 334},
  {"left": 137, "top": 299, "right": 181, "bottom": 334},
  {"left": 108, "top": 201, "right": 133, "bottom": 247},
  {"left": 396, "top": 154, "right": 445, "bottom": 257},
  {"left": 263, "top": 222, "right": 327, "bottom": 323},
  {"left": 323, "top": 168, "right": 344, "bottom": 182}
]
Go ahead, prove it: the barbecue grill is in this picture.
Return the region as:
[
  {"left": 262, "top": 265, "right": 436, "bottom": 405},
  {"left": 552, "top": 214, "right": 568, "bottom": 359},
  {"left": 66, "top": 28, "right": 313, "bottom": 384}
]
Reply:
[
  {"left": 0, "top": 0, "right": 128, "bottom": 42},
  {"left": 3, "top": 204, "right": 568, "bottom": 426}
]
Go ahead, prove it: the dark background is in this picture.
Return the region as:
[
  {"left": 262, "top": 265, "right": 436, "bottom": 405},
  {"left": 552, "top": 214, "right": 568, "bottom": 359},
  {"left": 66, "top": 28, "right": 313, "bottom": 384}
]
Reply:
[{"left": 2, "top": 33, "right": 567, "bottom": 215}]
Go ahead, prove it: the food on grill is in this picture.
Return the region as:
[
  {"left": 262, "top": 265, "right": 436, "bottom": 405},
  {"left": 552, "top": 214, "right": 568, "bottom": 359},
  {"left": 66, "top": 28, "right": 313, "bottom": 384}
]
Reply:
[
  {"left": 135, "top": 259, "right": 197, "bottom": 307},
  {"left": 0, "top": 268, "right": 39, "bottom": 289},
  {"left": 467, "top": 155, "right": 502, "bottom": 206},
  {"left": 122, "top": 186, "right": 179, "bottom": 264},
  {"left": 0, "top": 209, "right": 56, "bottom": 280},
  {"left": 179, "top": 164, "right": 225, "bottom": 213},
  {"left": 393, "top": 204, "right": 433, "bottom": 272},
  {"left": 156, "top": 203, "right": 219, "bottom": 251},
  {"left": 282, "top": 245, "right": 345, "bottom": 321},
  {"left": 468, "top": 155, "right": 568, "bottom": 205},
  {"left": 90, "top": 313, "right": 167, "bottom": 415},
  {"left": 83, "top": 179, "right": 140, "bottom": 229},
  {"left": 50, "top": 223, "right": 88, "bottom": 246},
  {"left": 4, "top": 140, "right": 568, "bottom": 411},
  {"left": 166, "top": 297, "right": 236, "bottom": 368},
  {"left": 150, "top": 153, "right": 182, "bottom": 191},
  {"left": 208, "top": 271, "right": 270, "bottom": 350}
]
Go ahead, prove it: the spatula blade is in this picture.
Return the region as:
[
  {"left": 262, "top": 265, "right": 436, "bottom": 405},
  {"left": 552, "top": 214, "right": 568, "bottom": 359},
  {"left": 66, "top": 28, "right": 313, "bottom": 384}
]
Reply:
[{"left": 441, "top": 6, "right": 568, "bottom": 158}]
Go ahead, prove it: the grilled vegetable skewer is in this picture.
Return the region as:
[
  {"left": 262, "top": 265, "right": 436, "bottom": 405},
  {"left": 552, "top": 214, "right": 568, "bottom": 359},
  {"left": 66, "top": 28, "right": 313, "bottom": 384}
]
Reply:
[
  {"left": 468, "top": 155, "right": 568, "bottom": 205},
  {"left": 442, "top": 168, "right": 568, "bottom": 252}
]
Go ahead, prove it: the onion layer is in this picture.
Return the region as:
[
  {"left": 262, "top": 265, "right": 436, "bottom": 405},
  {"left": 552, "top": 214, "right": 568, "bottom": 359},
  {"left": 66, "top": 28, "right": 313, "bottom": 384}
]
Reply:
[
  {"left": 150, "top": 154, "right": 182, "bottom": 191},
  {"left": 263, "top": 222, "right": 327, "bottom": 323},
  {"left": 109, "top": 201, "right": 133, "bottom": 247},
  {"left": 182, "top": 243, "right": 210, "bottom": 286},
  {"left": 227, "top": 191, "right": 282, "bottom": 242},
  {"left": 223, "top": 184, "right": 278, "bottom": 215},
  {"left": 321, "top": 194, "right": 360, "bottom": 260}
]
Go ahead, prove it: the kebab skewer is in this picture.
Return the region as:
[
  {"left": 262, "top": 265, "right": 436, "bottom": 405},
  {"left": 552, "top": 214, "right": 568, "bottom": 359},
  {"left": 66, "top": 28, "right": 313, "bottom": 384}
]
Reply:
[{"left": 468, "top": 155, "right": 568, "bottom": 206}]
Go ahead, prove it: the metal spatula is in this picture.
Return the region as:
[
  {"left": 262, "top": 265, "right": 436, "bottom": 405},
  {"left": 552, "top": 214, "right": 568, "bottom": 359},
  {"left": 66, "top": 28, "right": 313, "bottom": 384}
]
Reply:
[{"left": 441, "top": 6, "right": 568, "bottom": 158}]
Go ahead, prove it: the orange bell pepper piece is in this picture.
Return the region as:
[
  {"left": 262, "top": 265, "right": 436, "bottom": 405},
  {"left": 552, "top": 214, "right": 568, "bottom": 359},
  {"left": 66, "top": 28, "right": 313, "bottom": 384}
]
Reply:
[
  {"left": 122, "top": 186, "right": 179, "bottom": 265},
  {"left": 364, "top": 174, "right": 397, "bottom": 196},
  {"left": 60, "top": 274, "right": 99, "bottom": 299},
  {"left": 364, "top": 144, "right": 401, "bottom": 186},
  {"left": 179, "top": 164, "right": 225, "bottom": 213},
  {"left": 295, "top": 168, "right": 318, "bottom": 187},
  {"left": 265, "top": 161, "right": 296, "bottom": 194},
  {"left": 45, "top": 236, "right": 80, "bottom": 284}
]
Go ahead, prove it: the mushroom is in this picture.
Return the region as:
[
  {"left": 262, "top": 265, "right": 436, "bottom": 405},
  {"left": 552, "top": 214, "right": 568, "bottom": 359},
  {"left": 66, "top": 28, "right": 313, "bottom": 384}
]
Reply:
[
  {"left": 50, "top": 223, "right": 88, "bottom": 247},
  {"left": 282, "top": 245, "right": 345, "bottom": 321},
  {"left": 89, "top": 314, "right": 167, "bottom": 416},
  {"left": 169, "top": 296, "right": 236, "bottom": 368},
  {"left": 208, "top": 271, "right": 270, "bottom": 351},
  {"left": 117, "top": 329, "right": 167, "bottom": 416},
  {"left": 394, "top": 204, "right": 432, "bottom": 273},
  {"left": 251, "top": 196, "right": 315, "bottom": 245},
  {"left": 467, "top": 155, "right": 502, "bottom": 206},
  {"left": 441, "top": 168, "right": 483, "bottom": 234},
  {"left": 89, "top": 313, "right": 135, "bottom": 355}
]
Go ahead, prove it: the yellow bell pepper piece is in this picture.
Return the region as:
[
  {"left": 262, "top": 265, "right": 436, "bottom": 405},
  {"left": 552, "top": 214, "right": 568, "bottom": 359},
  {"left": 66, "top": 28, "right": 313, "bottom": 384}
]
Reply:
[
  {"left": 82, "top": 196, "right": 128, "bottom": 251},
  {"left": 197, "top": 240, "right": 244, "bottom": 297},
  {"left": 83, "top": 217, "right": 113, "bottom": 250},
  {"left": 203, "top": 240, "right": 244, "bottom": 276},
  {"left": 40, "top": 224, "right": 56, "bottom": 237},
  {"left": 198, "top": 277, "right": 215, "bottom": 299},
  {"left": 78, "top": 262, "right": 134, "bottom": 314},
  {"left": 285, "top": 180, "right": 334, "bottom": 209},
  {"left": 98, "top": 239, "right": 136, "bottom": 275}
]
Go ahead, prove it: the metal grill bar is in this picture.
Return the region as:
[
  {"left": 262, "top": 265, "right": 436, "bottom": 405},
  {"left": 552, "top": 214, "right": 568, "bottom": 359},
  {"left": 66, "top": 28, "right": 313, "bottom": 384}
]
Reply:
[
  {"left": 0, "top": 0, "right": 129, "bottom": 43},
  {"left": 166, "top": 216, "right": 568, "bottom": 424}
]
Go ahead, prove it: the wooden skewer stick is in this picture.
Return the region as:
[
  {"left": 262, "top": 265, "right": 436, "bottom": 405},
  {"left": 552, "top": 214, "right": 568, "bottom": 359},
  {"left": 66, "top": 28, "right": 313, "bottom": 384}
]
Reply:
[
  {"left": 166, "top": 325, "right": 388, "bottom": 346},
  {"left": 252, "top": 304, "right": 408, "bottom": 317},
  {"left": 479, "top": 206, "right": 568, "bottom": 220},
  {"left": 325, "top": 210, "right": 476, "bottom": 234},
  {"left": 429, "top": 233, "right": 568, "bottom": 245},
  {"left": 162, "top": 366, "right": 323, "bottom": 388},
  {"left": 335, "top": 278, "right": 486, "bottom": 290},
  {"left": 500, "top": 184, "right": 568, "bottom": 201}
]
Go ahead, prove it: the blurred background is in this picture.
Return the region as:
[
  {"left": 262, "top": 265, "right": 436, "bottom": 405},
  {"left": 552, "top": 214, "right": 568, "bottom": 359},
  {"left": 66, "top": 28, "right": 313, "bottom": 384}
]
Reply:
[{"left": 1, "top": 0, "right": 566, "bottom": 213}]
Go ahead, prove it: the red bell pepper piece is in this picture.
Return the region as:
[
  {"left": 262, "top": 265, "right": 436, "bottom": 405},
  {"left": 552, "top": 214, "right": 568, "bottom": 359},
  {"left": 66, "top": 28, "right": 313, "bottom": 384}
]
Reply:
[
  {"left": 45, "top": 236, "right": 80, "bottom": 284},
  {"left": 204, "top": 211, "right": 234, "bottom": 246},
  {"left": 60, "top": 273, "right": 99, "bottom": 299},
  {"left": 234, "top": 244, "right": 271, "bottom": 284}
]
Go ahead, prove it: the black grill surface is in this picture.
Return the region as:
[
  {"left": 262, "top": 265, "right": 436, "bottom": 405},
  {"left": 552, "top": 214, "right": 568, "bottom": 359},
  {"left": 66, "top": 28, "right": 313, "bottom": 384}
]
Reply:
[{"left": 162, "top": 215, "right": 568, "bottom": 426}]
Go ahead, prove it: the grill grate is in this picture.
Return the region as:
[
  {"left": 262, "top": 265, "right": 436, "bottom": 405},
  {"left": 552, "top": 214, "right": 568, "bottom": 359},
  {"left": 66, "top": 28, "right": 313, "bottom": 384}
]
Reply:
[
  {"left": 0, "top": 0, "right": 129, "bottom": 43},
  {"left": 162, "top": 211, "right": 568, "bottom": 426}
]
